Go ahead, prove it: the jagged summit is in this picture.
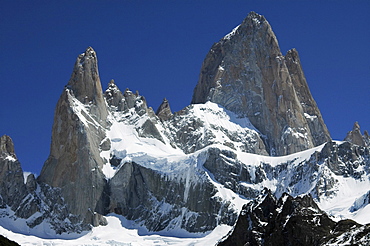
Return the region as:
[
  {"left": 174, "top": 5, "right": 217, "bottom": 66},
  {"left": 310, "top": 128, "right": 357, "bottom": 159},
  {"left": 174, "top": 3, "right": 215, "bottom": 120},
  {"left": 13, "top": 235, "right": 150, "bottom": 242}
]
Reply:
[
  {"left": 156, "top": 98, "right": 172, "bottom": 121},
  {"left": 222, "top": 12, "right": 268, "bottom": 41},
  {"left": 192, "top": 11, "right": 330, "bottom": 156},
  {"left": 344, "top": 122, "right": 369, "bottom": 147},
  {"left": 68, "top": 47, "right": 99, "bottom": 101},
  {"left": 0, "top": 135, "right": 16, "bottom": 158},
  {"left": 68, "top": 47, "right": 108, "bottom": 120}
]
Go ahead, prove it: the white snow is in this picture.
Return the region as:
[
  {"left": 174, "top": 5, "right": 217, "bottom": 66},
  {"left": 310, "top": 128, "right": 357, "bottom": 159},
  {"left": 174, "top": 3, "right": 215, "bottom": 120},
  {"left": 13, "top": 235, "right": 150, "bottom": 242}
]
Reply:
[
  {"left": 0, "top": 207, "right": 76, "bottom": 241},
  {"left": 207, "top": 169, "right": 250, "bottom": 213},
  {"left": 352, "top": 204, "right": 370, "bottom": 225},
  {"left": 100, "top": 102, "right": 260, "bottom": 179},
  {"left": 318, "top": 175, "right": 370, "bottom": 224},
  {"left": 22, "top": 171, "right": 34, "bottom": 184},
  {"left": 5, "top": 155, "right": 16, "bottom": 162},
  {"left": 282, "top": 126, "right": 307, "bottom": 140},
  {"left": 101, "top": 120, "right": 187, "bottom": 177},
  {"left": 237, "top": 142, "right": 325, "bottom": 168},
  {"left": 252, "top": 17, "right": 261, "bottom": 25},
  {"left": 224, "top": 25, "right": 240, "bottom": 40},
  {"left": 0, "top": 214, "right": 232, "bottom": 246},
  {"left": 304, "top": 112, "right": 318, "bottom": 121},
  {"left": 192, "top": 102, "right": 257, "bottom": 131}
]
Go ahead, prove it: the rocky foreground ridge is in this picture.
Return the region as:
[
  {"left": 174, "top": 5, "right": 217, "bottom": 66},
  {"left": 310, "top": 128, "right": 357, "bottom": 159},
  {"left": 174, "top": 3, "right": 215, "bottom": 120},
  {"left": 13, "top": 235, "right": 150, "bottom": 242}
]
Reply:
[
  {"left": 0, "top": 11, "right": 369, "bottom": 245},
  {"left": 218, "top": 189, "right": 370, "bottom": 246}
]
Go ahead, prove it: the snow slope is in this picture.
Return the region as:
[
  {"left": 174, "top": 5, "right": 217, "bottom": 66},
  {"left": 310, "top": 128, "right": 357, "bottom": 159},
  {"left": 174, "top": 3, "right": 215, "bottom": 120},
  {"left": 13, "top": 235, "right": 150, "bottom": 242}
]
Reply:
[{"left": 0, "top": 214, "right": 231, "bottom": 246}]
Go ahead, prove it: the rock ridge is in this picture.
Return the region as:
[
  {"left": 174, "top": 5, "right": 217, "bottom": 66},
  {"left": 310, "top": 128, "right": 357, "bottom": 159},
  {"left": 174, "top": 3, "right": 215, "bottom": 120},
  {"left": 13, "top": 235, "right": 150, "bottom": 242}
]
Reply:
[{"left": 218, "top": 189, "right": 370, "bottom": 246}]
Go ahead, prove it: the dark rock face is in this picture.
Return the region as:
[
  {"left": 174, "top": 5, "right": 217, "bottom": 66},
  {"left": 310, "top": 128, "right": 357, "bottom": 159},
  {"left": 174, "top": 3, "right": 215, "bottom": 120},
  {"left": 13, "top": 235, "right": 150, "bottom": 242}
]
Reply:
[
  {"left": 109, "top": 162, "right": 236, "bottom": 232},
  {"left": 203, "top": 148, "right": 262, "bottom": 198},
  {"left": 24, "top": 182, "right": 90, "bottom": 233},
  {"left": 199, "top": 140, "right": 370, "bottom": 210},
  {"left": 192, "top": 12, "right": 331, "bottom": 156},
  {"left": 318, "top": 141, "right": 370, "bottom": 179},
  {"left": 0, "top": 234, "right": 20, "bottom": 246},
  {"left": 25, "top": 173, "right": 37, "bottom": 192},
  {"left": 218, "top": 190, "right": 370, "bottom": 246}
]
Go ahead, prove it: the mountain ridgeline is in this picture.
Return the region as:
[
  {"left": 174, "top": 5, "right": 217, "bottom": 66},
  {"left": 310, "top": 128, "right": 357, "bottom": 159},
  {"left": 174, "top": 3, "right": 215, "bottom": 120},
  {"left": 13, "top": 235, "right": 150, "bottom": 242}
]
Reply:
[{"left": 1, "top": 12, "right": 369, "bottom": 245}]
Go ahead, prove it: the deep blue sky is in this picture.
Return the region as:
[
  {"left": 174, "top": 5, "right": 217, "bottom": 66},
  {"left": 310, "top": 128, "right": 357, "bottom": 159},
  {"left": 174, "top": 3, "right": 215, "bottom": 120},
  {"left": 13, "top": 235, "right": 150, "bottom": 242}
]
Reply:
[{"left": 1, "top": 1, "right": 369, "bottom": 174}]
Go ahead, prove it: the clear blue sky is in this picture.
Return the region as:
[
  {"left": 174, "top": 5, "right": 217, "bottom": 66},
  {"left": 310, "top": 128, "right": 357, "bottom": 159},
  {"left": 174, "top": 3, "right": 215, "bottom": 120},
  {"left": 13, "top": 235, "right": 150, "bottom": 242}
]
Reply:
[{"left": 1, "top": 1, "right": 369, "bottom": 175}]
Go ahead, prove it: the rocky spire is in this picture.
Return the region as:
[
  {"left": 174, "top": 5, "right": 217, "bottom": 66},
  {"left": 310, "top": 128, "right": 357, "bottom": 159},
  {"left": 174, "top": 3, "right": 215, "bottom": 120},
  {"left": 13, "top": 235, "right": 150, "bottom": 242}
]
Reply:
[
  {"left": 285, "top": 48, "right": 331, "bottom": 146},
  {"left": 156, "top": 98, "right": 172, "bottom": 121},
  {"left": 344, "top": 122, "right": 368, "bottom": 147},
  {"left": 191, "top": 12, "right": 331, "bottom": 155},
  {"left": 0, "top": 135, "right": 28, "bottom": 215},
  {"left": 38, "top": 47, "right": 109, "bottom": 227},
  {"left": 68, "top": 47, "right": 108, "bottom": 121}
]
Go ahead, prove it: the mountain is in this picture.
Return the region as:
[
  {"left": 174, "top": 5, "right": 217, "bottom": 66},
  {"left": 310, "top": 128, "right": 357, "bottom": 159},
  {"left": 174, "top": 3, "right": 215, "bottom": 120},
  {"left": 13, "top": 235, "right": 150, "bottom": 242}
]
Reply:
[
  {"left": 0, "top": 11, "right": 369, "bottom": 245},
  {"left": 192, "top": 12, "right": 331, "bottom": 156}
]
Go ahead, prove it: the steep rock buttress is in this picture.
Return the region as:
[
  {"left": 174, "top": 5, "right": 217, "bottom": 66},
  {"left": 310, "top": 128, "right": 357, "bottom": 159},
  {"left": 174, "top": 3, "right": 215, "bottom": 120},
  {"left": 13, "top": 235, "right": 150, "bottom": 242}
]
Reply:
[{"left": 38, "top": 47, "right": 108, "bottom": 226}]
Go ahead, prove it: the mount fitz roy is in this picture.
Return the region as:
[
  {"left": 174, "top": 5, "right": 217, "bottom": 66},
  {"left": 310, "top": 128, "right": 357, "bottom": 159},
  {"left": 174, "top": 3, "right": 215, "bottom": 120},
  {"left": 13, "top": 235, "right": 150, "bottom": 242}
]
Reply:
[{"left": 1, "top": 11, "right": 370, "bottom": 245}]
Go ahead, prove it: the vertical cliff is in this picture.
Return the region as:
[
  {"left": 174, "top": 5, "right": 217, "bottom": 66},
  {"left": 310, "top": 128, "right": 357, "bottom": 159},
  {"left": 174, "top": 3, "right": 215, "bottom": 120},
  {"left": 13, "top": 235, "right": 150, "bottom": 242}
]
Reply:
[
  {"left": 0, "top": 135, "right": 28, "bottom": 215},
  {"left": 38, "top": 47, "right": 108, "bottom": 226}
]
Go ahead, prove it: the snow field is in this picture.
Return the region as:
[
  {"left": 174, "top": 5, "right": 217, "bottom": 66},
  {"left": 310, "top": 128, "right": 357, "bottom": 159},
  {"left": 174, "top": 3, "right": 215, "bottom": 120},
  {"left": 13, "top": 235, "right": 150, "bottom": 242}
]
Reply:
[{"left": 0, "top": 214, "right": 232, "bottom": 246}]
